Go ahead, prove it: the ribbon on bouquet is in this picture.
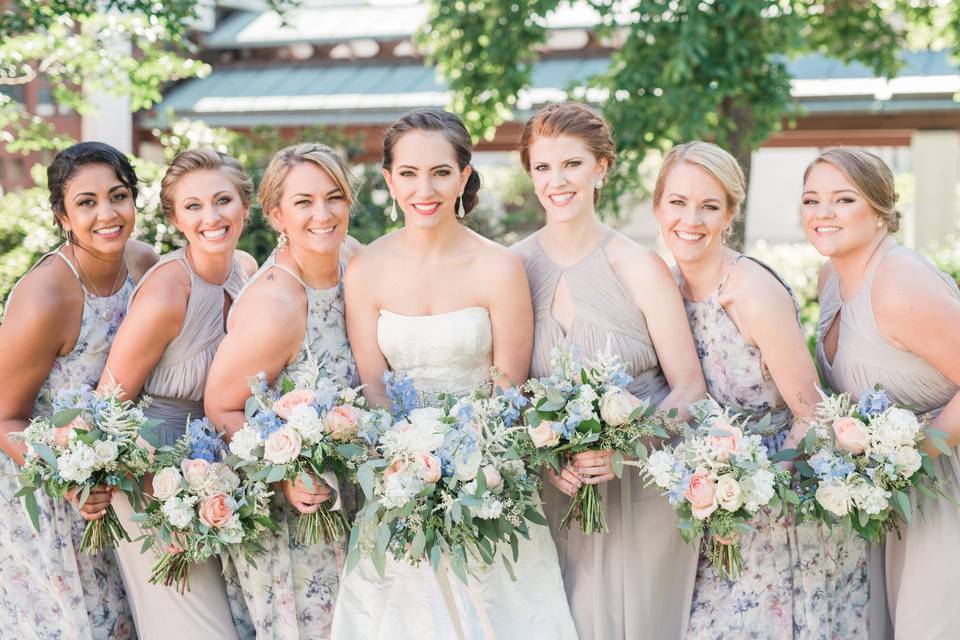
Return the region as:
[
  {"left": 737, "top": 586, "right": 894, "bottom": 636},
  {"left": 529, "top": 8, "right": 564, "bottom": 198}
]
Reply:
[{"left": 434, "top": 554, "right": 496, "bottom": 640}]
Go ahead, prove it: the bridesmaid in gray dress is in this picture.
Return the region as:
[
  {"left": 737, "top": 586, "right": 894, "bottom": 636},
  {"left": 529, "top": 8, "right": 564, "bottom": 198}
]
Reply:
[
  {"left": 0, "top": 142, "right": 157, "bottom": 638},
  {"left": 653, "top": 141, "right": 870, "bottom": 639},
  {"left": 205, "top": 143, "right": 359, "bottom": 639},
  {"left": 98, "top": 150, "right": 258, "bottom": 639},
  {"left": 806, "top": 147, "right": 960, "bottom": 640},
  {"left": 511, "top": 102, "right": 707, "bottom": 640}
]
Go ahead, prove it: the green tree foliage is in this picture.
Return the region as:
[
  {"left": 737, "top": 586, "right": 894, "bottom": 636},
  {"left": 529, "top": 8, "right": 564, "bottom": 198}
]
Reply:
[{"left": 421, "top": 0, "right": 960, "bottom": 248}]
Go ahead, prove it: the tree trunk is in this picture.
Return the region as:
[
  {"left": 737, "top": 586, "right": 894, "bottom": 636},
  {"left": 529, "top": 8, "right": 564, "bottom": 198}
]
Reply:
[{"left": 720, "top": 98, "right": 756, "bottom": 252}]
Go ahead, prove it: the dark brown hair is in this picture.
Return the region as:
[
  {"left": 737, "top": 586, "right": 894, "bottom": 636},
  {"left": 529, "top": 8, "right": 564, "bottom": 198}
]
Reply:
[{"left": 47, "top": 141, "right": 139, "bottom": 229}]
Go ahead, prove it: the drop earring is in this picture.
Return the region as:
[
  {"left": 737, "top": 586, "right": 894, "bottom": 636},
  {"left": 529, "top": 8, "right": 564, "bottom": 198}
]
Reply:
[
  {"left": 457, "top": 194, "right": 465, "bottom": 219},
  {"left": 390, "top": 198, "right": 398, "bottom": 223},
  {"left": 276, "top": 231, "right": 288, "bottom": 250}
]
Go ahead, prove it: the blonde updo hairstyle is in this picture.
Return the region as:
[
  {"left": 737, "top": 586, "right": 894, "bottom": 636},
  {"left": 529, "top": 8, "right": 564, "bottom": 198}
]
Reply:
[
  {"left": 159, "top": 148, "right": 253, "bottom": 221},
  {"left": 519, "top": 102, "right": 616, "bottom": 206},
  {"left": 653, "top": 141, "right": 746, "bottom": 240},
  {"left": 803, "top": 147, "right": 901, "bottom": 233},
  {"left": 257, "top": 142, "right": 356, "bottom": 233}
]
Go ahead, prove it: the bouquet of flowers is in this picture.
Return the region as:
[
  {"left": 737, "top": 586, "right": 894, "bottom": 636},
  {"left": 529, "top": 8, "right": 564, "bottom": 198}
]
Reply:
[
  {"left": 642, "top": 398, "right": 791, "bottom": 579},
  {"left": 15, "top": 386, "right": 154, "bottom": 554},
  {"left": 228, "top": 359, "right": 374, "bottom": 544},
  {"left": 134, "top": 418, "right": 275, "bottom": 592},
  {"left": 520, "top": 345, "right": 683, "bottom": 534},
  {"left": 793, "top": 387, "right": 951, "bottom": 542},
  {"left": 345, "top": 372, "right": 542, "bottom": 583}
]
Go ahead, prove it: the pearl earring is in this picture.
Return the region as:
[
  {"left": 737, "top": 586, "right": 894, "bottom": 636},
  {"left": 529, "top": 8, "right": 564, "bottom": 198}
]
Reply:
[{"left": 595, "top": 180, "right": 603, "bottom": 189}]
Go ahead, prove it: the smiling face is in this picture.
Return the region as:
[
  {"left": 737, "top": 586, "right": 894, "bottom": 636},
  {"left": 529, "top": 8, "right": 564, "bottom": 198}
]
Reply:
[
  {"left": 171, "top": 169, "right": 246, "bottom": 258},
  {"left": 270, "top": 161, "right": 350, "bottom": 255},
  {"left": 527, "top": 134, "right": 606, "bottom": 224},
  {"left": 60, "top": 163, "right": 136, "bottom": 255},
  {"left": 801, "top": 161, "right": 884, "bottom": 258},
  {"left": 383, "top": 130, "right": 470, "bottom": 230},
  {"left": 654, "top": 161, "right": 732, "bottom": 266}
]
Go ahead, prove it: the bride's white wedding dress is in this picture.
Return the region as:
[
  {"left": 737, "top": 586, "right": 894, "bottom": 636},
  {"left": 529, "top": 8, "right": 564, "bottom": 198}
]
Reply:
[{"left": 330, "top": 306, "right": 577, "bottom": 640}]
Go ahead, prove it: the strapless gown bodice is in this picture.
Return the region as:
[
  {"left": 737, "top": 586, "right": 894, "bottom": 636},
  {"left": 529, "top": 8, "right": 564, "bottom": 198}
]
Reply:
[
  {"left": 331, "top": 307, "right": 576, "bottom": 640},
  {"left": 378, "top": 306, "right": 493, "bottom": 401}
]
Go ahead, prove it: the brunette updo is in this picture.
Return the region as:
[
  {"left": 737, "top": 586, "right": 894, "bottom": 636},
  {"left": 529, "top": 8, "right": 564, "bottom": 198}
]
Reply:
[
  {"left": 382, "top": 109, "right": 482, "bottom": 216},
  {"left": 518, "top": 102, "right": 616, "bottom": 205},
  {"left": 47, "top": 141, "right": 139, "bottom": 229},
  {"left": 803, "top": 147, "right": 901, "bottom": 233}
]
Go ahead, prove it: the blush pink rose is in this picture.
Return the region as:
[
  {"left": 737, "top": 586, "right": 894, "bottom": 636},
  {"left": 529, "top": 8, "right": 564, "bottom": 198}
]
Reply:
[
  {"left": 684, "top": 472, "right": 719, "bottom": 519},
  {"left": 263, "top": 426, "right": 302, "bottom": 464},
  {"left": 324, "top": 405, "right": 361, "bottom": 441},
  {"left": 415, "top": 453, "right": 442, "bottom": 483},
  {"left": 198, "top": 493, "right": 234, "bottom": 528},
  {"left": 384, "top": 459, "right": 409, "bottom": 482},
  {"left": 833, "top": 417, "right": 868, "bottom": 455},
  {"left": 708, "top": 419, "right": 743, "bottom": 462},
  {"left": 181, "top": 458, "right": 212, "bottom": 491},
  {"left": 273, "top": 389, "right": 316, "bottom": 420}
]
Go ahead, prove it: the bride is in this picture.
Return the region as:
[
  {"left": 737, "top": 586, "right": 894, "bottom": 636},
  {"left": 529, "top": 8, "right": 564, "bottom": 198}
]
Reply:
[{"left": 330, "top": 109, "right": 577, "bottom": 639}]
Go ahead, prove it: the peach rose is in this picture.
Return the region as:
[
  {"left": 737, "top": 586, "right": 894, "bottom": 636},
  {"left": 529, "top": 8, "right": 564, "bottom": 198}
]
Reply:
[
  {"left": 198, "top": 493, "right": 234, "bottom": 528},
  {"left": 264, "top": 426, "right": 302, "bottom": 464},
  {"left": 708, "top": 419, "right": 743, "bottom": 462},
  {"left": 415, "top": 453, "right": 442, "bottom": 483},
  {"left": 832, "top": 417, "right": 868, "bottom": 455},
  {"left": 273, "top": 389, "right": 316, "bottom": 420},
  {"left": 527, "top": 421, "right": 562, "bottom": 449},
  {"left": 384, "top": 459, "right": 409, "bottom": 482},
  {"left": 324, "top": 405, "right": 361, "bottom": 441},
  {"left": 181, "top": 458, "right": 212, "bottom": 491},
  {"left": 684, "top": 472, "right": 719, "bottom": 519}
]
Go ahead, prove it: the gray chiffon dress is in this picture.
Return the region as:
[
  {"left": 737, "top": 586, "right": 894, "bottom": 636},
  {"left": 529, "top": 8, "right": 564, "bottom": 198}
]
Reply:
[
  {"left": 224, "top": 252, "right": 356, "bottom": 639},
  {"left": 684, "top": 255, "right": 869, "bottom": 639},
  {"left": 110, "top": 247, "right": 254, "bottom": 640},
  {"left": 513, "top": 230, "right": 700, "bottom": 640},
  {"left": 816, "top": 242, "right": 960, "bottom": 640}
]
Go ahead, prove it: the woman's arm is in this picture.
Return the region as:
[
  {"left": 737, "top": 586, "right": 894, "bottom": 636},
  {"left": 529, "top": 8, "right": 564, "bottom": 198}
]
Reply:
[
  {"left": 204, "top": 273, "right": 304, "bottom": 435},
  {"left": 484, "top": 250, "right": 534, "bottom": 388},
  {"left": 96, "top": 263, "right": 187, "bottom": 400},
  {"left": 723, "top": 260, "right": 821, "bottom": 447},
  {"left": 344, "top": 250, "right": 391, "bottom": 407},
  {"left": 873, "top": 255, "right": 960, "bottom": 452}
]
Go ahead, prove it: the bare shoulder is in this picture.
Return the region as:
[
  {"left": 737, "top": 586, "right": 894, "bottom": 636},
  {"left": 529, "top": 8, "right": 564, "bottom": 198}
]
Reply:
[
  {"left": 605, "top": 231, "right": 673, "bottom": 283},
  {"left": 872, "top": 251, "right": 955, "bottom": 315},
  {"left": 466, "top": 229, "right": 526, "bottom": 283},
  {"left": 126, "top": 239, "right": 159, "bottom": 282},
  {"left": 234, "top": 250, "right": 259, "bottom": 277},
  {"left": 5, "top": 254, "right": 79, "bottom": 327},
  {"left": 724, "top": 258, "right": 796, "bottom": 320},
  {"left": 130, "top": 259, "right": 191, "bottom": 318},
  {"left": 232, "top": 266, "right": 305, "bottom": 326},
  {"left": 507, "top": 231, "right": 539, "bottom": 263}
]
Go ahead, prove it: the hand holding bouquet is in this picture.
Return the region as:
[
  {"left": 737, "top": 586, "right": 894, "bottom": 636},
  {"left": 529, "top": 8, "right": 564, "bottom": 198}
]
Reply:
[
  {"left": 16, "top": 386, "right": 154, "bottom": 554},
  {"left": 229, "top": 368, "right": 372, "bottom": 544},
  {"left": 521, "top": 345, "right": 683, "bottom": 534},
  {"left": 135, "top": 418, "right": 275, "bottom": 592},
  {"left": 793, "top": 387, "right": 951, "bottom": 542},
  {"left": 346, "top": 373, "right": 541, "bottom": 583},
  {"left": 642, "top": 398, "right": 792, "bottom": 579}
]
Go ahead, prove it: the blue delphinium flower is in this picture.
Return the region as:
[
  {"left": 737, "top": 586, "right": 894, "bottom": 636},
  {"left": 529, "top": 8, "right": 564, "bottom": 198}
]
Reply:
[
  {"left": 187, "top": 418, "right": 226, "bottom": 462},
  {"left": 857, "top": 389, "right": 891, "bottom": 417},
  {"left": 667, "top": 471, "right": 694, "bottom": 506},
  {"left": 52, "top": 386, "right": 98, "bottom": 414},
  {"left": 609, "top": 369, "right": 632, "bottom": 389},
  {"left": 358, "top": 409, "right": 391, "bottom": 445},
  {"left": 313, "top": 378, "right": 339, "bottom": 413},
  {"left": 382, "top": 371, "right": 417, "bottom": 419},
  {"left": 436, "top": 426, "right": 478, "bottom": 477},
  {"left": 500, "top": 387, "right": 528, "bottom": 427},
  {"left": 454, "top": 402, "right": 475, "bottom": 427},
  {"left": 562, "top": 401, "right": 586, "bottom": 435},
  {"left": 250, "top": 409, "right": 283, "bottom": 438}
]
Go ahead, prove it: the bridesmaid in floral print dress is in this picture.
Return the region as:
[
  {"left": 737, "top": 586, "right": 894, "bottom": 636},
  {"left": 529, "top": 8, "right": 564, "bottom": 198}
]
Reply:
[
  {"left": 0, "top": 142, "right": 156, "bottom": 638},
  {"left": 205, "top": 143, "right": 359, "bottom": 639},
  {"left": 652, "top": 141, "right": 871, "bottom": 639}
]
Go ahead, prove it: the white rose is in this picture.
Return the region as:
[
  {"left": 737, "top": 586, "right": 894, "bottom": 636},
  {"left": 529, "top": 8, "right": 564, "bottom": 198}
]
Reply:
[
  {"left": 454, "top": 449, "right": 482, "bottom": 482},
  {"left": 599, "top": 390, "right": 634, "bottom": 427},
  {"left": 340, "top": 387, "right": 358, "bottom": 404},
  {"left": 815, "top": 481, "right": 852, "bottom": 517},
  {"left": 229, "top": 427, "right": 263, "bottom": 462},
  {"left": 715, "top": 474, "right": 743, "bottom": 512},
  {"left": 287, "top": 404, "right": 324, "bottom": 442},
  {"left": 894, "top": 447, "right": 922, "bottom": 476},
  {"left": 263, "top": 426, "right": 303, "bottom": 464},
  {"left": 181, "top": 459, "right": 212, "bottom": 491},
  {"left": 527, "top": 421, "right": 562, "bottom": 448},
  {"left": 481, "top": 465, "right": 502, "bottom": 490},
  {"left": 152, "top": 467, "right": 183, "bottom": 501},
  {"left": 93, "top": 440, "right": 119, "bottom": 467},
  {"left": 162, "top": 495, "right": 198, "bottom": 529}
]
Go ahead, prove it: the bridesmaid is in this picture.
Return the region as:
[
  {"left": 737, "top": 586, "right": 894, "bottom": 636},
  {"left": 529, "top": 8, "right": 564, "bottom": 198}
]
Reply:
[
  {"left": 510, "top": 102, "right": 707, "bottom": 639},
  {"left": 806, "top": 147, "right": 960, "bottom": 640},
  {"left": 205, "top": 143, "right": 357, "bottom": 639},
  {"left": 98, "top": 149, "right": 258, "bottom": 639},
  {"left": 652, "top": 141, "right": 870, "bottom": 638},
  {"left": 0, "top": 142, "right": 156, "bottom": 637}
]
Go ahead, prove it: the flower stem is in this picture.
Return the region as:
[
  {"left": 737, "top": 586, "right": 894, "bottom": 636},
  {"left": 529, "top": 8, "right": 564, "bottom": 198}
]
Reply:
[
  {"left": 559, "top": 485, "right": 607, "bottom": 535},
  {"left": 296, "top": 505, "right": 348, "bottom": 545},
  {"left": 79, "top": 505, "right": 130, "bottom": 555}
]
